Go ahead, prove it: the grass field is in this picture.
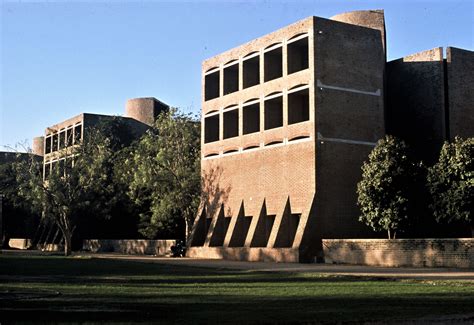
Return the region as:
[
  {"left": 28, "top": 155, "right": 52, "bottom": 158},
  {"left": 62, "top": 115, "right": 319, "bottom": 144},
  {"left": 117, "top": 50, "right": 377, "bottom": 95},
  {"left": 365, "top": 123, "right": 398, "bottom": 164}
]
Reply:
[{"left": 1, "top": 254, "right": 473, "bottom": 324}]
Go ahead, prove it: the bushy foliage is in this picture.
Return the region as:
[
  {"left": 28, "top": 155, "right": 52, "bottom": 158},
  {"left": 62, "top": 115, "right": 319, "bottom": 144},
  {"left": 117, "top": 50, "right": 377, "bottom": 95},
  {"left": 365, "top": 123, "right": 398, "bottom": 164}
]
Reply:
[
  {"left": 357, "top": 135, "right": 422, "bottom": 239},
  {"left": 427, "top": 137, "right": 473, "bottom": 230},
  {"left": 15, "top": 119, "right": 131, "bottom": 255},
  {"left": 121, "top": 109, "right": 200, "bottom": 240},
  {"left": 0, "top": 154, "right": 40, "bottom": 246}
]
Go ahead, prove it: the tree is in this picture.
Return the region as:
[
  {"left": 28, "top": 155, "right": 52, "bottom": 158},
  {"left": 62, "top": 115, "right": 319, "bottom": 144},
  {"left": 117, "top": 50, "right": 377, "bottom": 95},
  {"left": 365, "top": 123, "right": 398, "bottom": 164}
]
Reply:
[
  {"left": 16, "top": 119, "right": 131, "bottom": 256},
  {"left": 0, "top": 153, "right": 40, "bottom": 248},
  {"left": 427, "top": 137, "right": 473, "bottom": 235},
  {"left": 357, "top": 135, "right": 421, "bottom": 239},
  {"left": 122, "top": 109, "right": 200, "bottom": 241}
]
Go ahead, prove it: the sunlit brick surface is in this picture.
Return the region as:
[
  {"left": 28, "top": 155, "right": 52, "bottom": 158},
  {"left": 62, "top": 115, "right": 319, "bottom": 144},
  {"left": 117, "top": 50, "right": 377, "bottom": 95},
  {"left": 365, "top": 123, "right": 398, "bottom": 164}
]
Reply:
[{"left": 189, "top": 12, "right": 386, "bottom": 262}]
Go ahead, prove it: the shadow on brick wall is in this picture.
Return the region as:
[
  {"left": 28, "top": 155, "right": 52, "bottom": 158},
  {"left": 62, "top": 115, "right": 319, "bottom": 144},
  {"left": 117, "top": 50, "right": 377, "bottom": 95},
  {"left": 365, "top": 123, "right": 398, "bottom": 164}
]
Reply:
[{"left": 189, "top": 166, "right": 232, "bottom": 247}]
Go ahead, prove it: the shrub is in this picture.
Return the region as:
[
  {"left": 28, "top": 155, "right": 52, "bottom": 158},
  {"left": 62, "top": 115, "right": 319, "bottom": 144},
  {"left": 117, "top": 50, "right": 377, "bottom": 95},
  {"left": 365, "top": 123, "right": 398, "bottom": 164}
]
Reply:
[{"left": 357, "top": 135, "right": 421, "bottom": 239}]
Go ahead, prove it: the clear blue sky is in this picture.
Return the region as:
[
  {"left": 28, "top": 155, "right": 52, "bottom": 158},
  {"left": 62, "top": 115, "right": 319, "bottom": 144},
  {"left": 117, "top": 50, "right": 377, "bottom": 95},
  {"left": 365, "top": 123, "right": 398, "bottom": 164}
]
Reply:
[{"left": 1, "top": 0, "right": 472, "bottom": 150}]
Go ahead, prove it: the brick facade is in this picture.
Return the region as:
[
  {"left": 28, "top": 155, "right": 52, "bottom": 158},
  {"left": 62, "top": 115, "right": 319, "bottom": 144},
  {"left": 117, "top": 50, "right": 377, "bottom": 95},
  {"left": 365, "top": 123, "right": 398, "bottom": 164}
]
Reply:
[
  {"left": 40, "top": 97, "right": 168, "bottom": 180},
  {"left": 188, "top": 10, "right": 473, "bottom": 263},
  {"left": 387, "top": 47, "right": 474, "bottom": 164},
  {"left": 188, "top": 12, "right": 386, "bottom": 262}
]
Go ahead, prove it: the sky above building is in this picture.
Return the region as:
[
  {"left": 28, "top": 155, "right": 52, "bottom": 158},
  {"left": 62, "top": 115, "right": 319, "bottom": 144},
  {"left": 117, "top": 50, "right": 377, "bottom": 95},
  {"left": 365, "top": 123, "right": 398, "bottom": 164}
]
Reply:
[{"left": 1, "top": 0, "right": 473, "bottom": 150}]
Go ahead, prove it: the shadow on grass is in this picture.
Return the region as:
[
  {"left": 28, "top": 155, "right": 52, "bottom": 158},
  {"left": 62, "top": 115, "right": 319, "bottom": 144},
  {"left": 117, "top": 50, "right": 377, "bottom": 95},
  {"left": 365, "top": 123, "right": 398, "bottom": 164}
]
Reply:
[
  {"left": 0, "top": 255, "right": 208, "bottom": 276},
  {"left": 0, "top": 255, "right": 392, "bottom": 284},
  {"left": 1, "top": 255, "right": 474, "bottom": 323},
  {"left": 2, "top": 292, "right": 474, "bottom": 323}
]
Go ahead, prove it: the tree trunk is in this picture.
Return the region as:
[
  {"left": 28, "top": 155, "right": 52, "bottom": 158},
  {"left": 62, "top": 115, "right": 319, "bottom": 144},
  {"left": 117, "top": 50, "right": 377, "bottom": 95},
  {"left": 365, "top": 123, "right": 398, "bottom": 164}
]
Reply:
[
  {"left": 64, "top": 231, "right": 72, "bottom": 256},
  {"left": 387, "top": 229, "right": 391, "bottom": 239},
  {"left": 185, "top": 218, "right": 190, "bottom": 244}
]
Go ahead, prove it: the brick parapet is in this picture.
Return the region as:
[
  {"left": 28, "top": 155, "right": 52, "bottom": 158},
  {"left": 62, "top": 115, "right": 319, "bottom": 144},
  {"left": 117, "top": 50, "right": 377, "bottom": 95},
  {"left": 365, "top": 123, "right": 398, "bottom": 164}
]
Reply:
[{"left": 202, "top": 17, "right": 313, "bottom": 73}]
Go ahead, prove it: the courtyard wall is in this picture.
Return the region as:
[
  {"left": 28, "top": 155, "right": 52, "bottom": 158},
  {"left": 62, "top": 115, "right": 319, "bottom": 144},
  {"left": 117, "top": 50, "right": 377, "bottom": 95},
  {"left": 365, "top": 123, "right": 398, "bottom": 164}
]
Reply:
[
  {"left": 322, "top": 239, "right": 474, "bottom": 268},
  {"left": 83, "top": 239, "right": 176, "bottom": 256}
]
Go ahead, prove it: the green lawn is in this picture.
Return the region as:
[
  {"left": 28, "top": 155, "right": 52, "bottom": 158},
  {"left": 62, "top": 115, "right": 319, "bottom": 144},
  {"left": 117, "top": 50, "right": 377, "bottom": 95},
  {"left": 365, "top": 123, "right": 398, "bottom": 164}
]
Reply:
[{"left": 1, "top": 255, "right": 473, "bottom": 324}]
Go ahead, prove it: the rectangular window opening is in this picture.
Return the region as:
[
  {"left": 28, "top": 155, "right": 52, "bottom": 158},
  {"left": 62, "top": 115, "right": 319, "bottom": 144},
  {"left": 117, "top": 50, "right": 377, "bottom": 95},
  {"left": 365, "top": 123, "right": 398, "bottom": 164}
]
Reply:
[
  {"left": 205, "top": 71, "right": 220, "bottom": 101},
  {"left": 224, "top": 64, "right": 239, "bottom": 95},
  {"left": 44, "top": 163, "right": 51, "bottom": 179},
  {"left": 250, "top": 213, "right": 275, "bottom": 247},
  {"left": 74, "top": 125, "right": 82, "bottom": 144},
  {"left": 205, "top": 218, "right": 212, "bottom": 235},
  {"left": 287, "top": 37, "right": 309, "bottom": 74},
  {"left": 288, "top": 88, "right": 310, "bottom": 124},
  {"left": 209, "top": 210, "right": 229, "bottom": 247},
  {"left": 66, "top": 128, "right": 73, "bottom": 147},
  {"left": 189, "top": 210, "right": 208, "bottom": 247},
  {"left": 223, "top": 109, "right": 239, "bottom": 139},
  {"left": 243, "top": 56, "right": 260, "bottom": 89},
  {"left": 52, "top": 133, "right": 59, "bottom": 152},
  {"left": 59, "top": 130, "right": 66, "bottom": 150},
  {"left": 264, "top": 47, "right": 282, "bottom": 82},
  {"left": 243, "top": 103, "right": 260, "bottom": 134},
  {"left": 45, "top": 136, "right": 52, "bottom": 154},
  {"left": 264, "top": 96, "right": 283, "bottom": 130},
  {"left": 204, "top": 115, "right": 219, "bottom": 143},
  {"left": 224, "top": 217, "right": 231, "bottom": 238},
  {"left": 274, "top": 213, "right": 301, "bottom": 248},
  {"left": 265, "top": 215, "right": 276, "bottom": 246},
  {"left": 229, "top": 215, "right": 252, "bottom": 247},
  {"left": 66, "top": 157, "right": 73, "bottom": 171},
  {"left": 51, "top": 161, "right": 57, "bottom": 174},
  {"left": 58, "top": 159, "right": 65, "bottom": 175},
  {"left": 288, "top": 213, "right": 301, "bottom": 246}
]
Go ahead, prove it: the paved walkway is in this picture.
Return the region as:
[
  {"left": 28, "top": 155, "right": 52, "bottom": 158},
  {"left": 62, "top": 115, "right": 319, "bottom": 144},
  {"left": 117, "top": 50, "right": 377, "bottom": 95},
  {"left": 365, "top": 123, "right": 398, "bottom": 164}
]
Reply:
[
  {"left": 3, "top": 250, "right": 473, "bottom": 280},
  {"left": 82, "top": 253, "right": 474, "bottom": 280}
]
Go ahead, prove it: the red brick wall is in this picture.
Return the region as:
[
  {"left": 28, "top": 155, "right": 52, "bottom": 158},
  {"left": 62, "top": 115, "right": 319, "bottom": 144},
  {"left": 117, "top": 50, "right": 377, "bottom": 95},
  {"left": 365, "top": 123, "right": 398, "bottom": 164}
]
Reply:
[
  {"left": 323, "top": 239, "right": 474, "bottom": 268},
  {"left": 83, "top": 239, "right": 176, "bottom": 256}
]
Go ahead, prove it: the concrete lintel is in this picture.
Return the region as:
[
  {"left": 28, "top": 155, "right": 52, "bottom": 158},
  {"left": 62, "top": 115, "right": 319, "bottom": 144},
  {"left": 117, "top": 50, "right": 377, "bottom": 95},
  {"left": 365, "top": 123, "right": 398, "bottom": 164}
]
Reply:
[
  {"left": 317, "top": 133, "right": 377, "bottom": 146},
  {"left": 317, "top": 79, "right": 381, "bottom": 96}
]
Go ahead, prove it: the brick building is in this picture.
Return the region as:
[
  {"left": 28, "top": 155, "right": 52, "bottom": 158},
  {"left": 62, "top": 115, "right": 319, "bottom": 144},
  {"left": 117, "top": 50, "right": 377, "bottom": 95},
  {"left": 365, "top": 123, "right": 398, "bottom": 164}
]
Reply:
[
  {"left": 188, "top": 11, "right": 386, "bottom": 262},
  {"left": 387, "top": 47, "right": 474, "bottom": 164},
  {"left": 26, "top": 97, "right": 169, "bottom": 248},
  {"left": 35, "top": 97, "right": 168, "bottom": 179},
  {"left": 188, "top": 10, "right": 473, "bottom": 262}
]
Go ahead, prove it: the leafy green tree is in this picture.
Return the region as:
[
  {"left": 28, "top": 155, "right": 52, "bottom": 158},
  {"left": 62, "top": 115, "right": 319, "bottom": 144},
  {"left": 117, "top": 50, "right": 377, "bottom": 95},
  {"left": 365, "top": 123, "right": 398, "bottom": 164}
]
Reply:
[
  {"left": 427, "top": 137, "right": 473, "bottom": 235},
  {"left": 0, "top": 153, "right": 40, "bottom": 247},
  {"left": 357, "top": 135, "right": 422, "bottom": 239},
  {"left": 122, "top": 109, "right": 200, "bottom": 240},
  {"left": 16, "top": 119, "right": 131, "bottom": 255}
]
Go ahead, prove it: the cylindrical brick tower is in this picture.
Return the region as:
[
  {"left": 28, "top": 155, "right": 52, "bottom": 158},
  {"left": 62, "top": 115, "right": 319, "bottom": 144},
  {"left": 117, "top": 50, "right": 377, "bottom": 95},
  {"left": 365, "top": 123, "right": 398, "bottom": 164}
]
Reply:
[
  {"left": 32, "top": 136, "right": 45, "bottom": 156},
  {"left": 125, "top": 97, "right": 168, "bottom": 126},
  {"left": 331, "top": 10, "right": 386, "bottom": 58}
]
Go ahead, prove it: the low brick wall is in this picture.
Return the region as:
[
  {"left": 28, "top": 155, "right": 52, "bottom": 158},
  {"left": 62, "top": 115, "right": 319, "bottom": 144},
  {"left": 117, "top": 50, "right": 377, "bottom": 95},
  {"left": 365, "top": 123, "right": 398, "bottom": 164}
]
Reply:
[
  {"left": 322, "top": 239, "right": 474, "bottom": 268},
  {"left": 83, "top": 239, "right": 177, "bottom": 256},
  {"left": 187, "top": 247, "right": 300, "bottom": 262},
  {"left": 39, "top": 243, "right": 62, "bottom": 252},
  {"left": 8, "top": 238, "right": 32, "bottom": 250}
]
